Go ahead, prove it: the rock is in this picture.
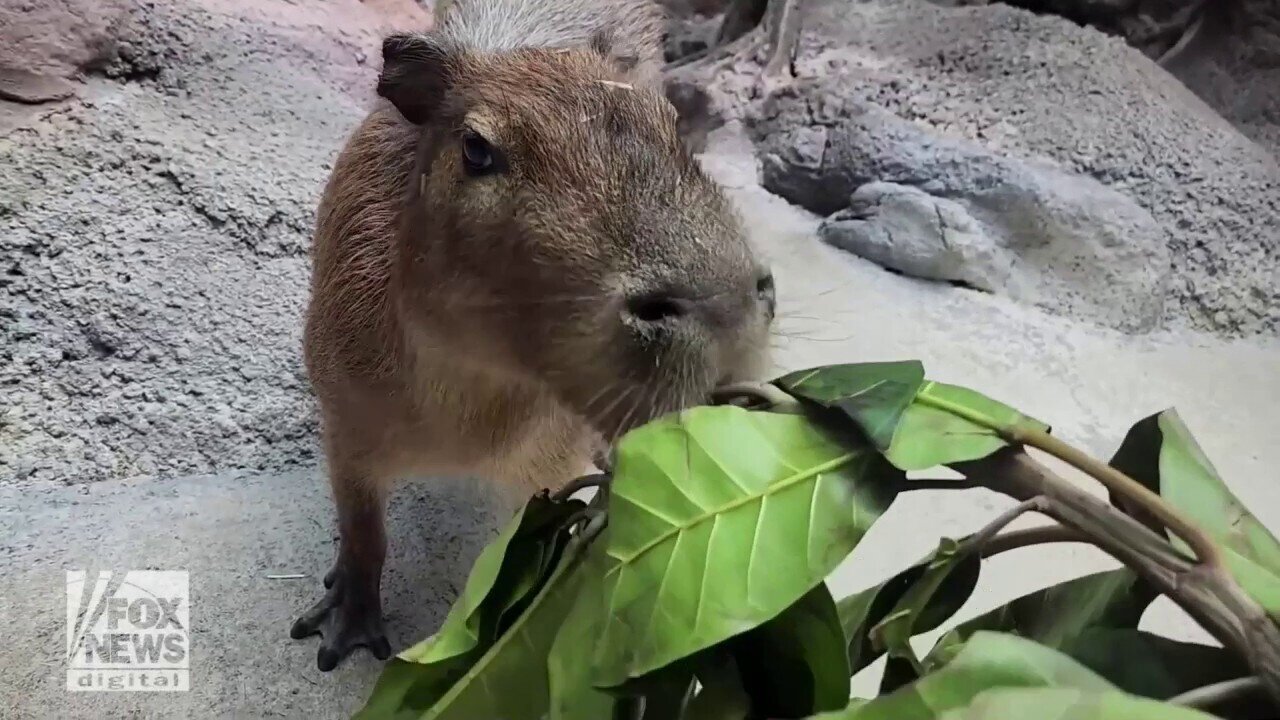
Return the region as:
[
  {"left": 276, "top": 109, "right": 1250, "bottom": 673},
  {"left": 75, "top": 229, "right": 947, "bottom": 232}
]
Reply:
[
  {"left": 0, "top": 67, "right": 78, "bottom": 104},
  {"left": 820, "top": 174, "right": 1169, "bottom": 331},
  {"left": 687, "top": 0, "right": 1280, "bottom": 335},
  {"left": 754, "top": 95, "right": 1170, "bottom": 331},
  {"left": 0, "top": 0, "right": 132, "bottom": 104},
  {"left": 822, "top": 183, "right": 988, "bottom": 286}
]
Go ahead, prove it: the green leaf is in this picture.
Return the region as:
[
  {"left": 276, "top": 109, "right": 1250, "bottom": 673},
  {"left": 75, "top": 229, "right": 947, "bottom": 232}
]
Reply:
[
  {"left": 808, "top": 631, "right": 1115, "bottom": 719},
  {"left": 933, "top": 687, "right": 1223, "bottom": 720},
  {"left": 776, "top": 361, "right": 926, "bottom": 449},
  {"left": 355, "top": 495, "right": 583, "bottom": 719},
  {"left": 837, "top": 540, "right": 981, "bottom": 677},
  {"left": 354, "top": 658, "right": 443, "bottom": 720},
  {"left": 872, "top": 537, "right": 989, "bottom": 695},
  {"left": 887, "top": 381, "right": 1049, "bottom": 471},
  {"left": 547, "top": 539, "right": 617, "bottom": 720},
  {"left": 911, "top": 570, "right": 1270, "bottom": 712},
  {"left": 421, "top": 535, "right": 594, "bottom": 720},
  {"left": 871, "top": 538, "right": 967, "bottom": 661},
  {"left": 1110, "top": 409, "right": 1280, "bottom": 614},
  {"left": 593, "top": 406, "right": 902, "bottom": 686},
  {"left": 776, "top": 364, "right": 1048, "bottom": 471},
  {"left": 1062, "top": 628, "right": 1250, "bottom": 701},
  {"left": 921, "top": 569, "right": 1155, "bottom": 672},
  {"left": 728, "top": 583, "right": 851, "bottom": 716},
  {"left": 406, "top": 494, "right": 582, "bottom": 664}
]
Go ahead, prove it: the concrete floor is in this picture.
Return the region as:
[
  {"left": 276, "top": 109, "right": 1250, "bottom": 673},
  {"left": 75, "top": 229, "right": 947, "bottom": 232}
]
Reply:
[{"left": 3, "top": 127, "right": 1279, "bottom": 718}]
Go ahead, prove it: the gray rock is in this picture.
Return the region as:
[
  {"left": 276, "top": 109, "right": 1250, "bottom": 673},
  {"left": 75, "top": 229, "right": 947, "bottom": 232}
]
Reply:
[
  {"left": 821, "top": 175, "right": 1168, "bottom": 330},
  {"left": 822, "top": 184, "right": 991, "bottom": 287},
  {"left": 756, "top": 97, "right": 1169, "bottom": 331},
  {"left": 683, "top": 0, "right": 1280, "bottom": 336}
]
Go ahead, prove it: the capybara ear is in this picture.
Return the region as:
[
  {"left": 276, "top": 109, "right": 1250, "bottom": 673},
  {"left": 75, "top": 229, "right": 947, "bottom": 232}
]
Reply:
[
  {"left": 377, "top": 32, "right": 455, "bottom": 125},
  {"left": 588, "top": 27, "right": 641, "bottom": 76}
]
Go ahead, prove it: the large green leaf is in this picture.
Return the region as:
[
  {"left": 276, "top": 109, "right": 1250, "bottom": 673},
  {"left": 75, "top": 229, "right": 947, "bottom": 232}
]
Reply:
[
  {"left": 776, "top": 364, "right": 1048, "bottom": 472},
  {"left": 777, "top": 361, "right": 925, "bottom": 449},
  {"left": 871, "top": 539, "right": 971, "bottom": 664},
  {"left": 355, "top": 495, "right": 583, "bottom": 719},
  {"left": 871, "top": 537, "right": 991, "bottom": 695},
  {"left": 728, "top": 583, "right": 851, "bottom": 717},
  {"left": 593, "top": 406, "right": 903, "bottom": 687},
  {"left": 933, "top": 687, "right": 1222, "bottom": 720},
  {"left": 887, "top": 381, "right": 1049, "bottom": 471},
  {"left": 547, "top": 539, "right": 617, "bottom": 720},
  {"left": 914, "top": 568, "right": 1271, "bottom": 714},
  {"left": 1110, "top": 410, "right": 1280, "bottom": 614},
  {"left": 1063, "top": 628, "right": 1250, "bottom": 701},
  {"left": 837, "top": 539, "right": 981, "bottom": 677},
  {"left": 419, "top": 535, "right": 594, "bottom": 720},
  {"left": 808, "top": 631, "right": 1114, "bottom": 719},
  {"left": 921, "top": 569, "right": 1155, "bottom": 672}
]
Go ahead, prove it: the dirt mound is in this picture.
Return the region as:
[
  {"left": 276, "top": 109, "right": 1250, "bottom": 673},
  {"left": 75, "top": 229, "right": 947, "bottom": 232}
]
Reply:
[{"left": 0, "top": 0, "right": 429, "bottom": 483}]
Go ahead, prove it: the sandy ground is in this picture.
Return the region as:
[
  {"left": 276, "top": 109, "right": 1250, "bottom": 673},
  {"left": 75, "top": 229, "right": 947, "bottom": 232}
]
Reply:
[{"left": 2, "top": 125, "right": 1278, "bottom": 717}]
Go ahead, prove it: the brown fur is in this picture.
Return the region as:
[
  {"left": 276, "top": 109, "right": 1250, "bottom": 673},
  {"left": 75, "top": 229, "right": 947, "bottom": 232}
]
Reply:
[{"left": 291, "top": 0, "right": 774, "bottom": 671}]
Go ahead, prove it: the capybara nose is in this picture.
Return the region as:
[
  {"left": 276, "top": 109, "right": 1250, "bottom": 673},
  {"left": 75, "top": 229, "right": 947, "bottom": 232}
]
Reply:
[{"left": 756, "top": 271, "right": 776, "bottom": 319}]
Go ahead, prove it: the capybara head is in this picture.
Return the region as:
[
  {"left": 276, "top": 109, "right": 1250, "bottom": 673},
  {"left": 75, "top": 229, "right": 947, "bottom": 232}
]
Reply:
[{"left": 377, "top": 32, "right": 775, "bottom": 439}]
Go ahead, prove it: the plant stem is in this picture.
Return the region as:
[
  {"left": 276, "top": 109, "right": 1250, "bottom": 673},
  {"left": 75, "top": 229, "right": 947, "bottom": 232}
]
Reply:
[
  {"left": 980, "top": 526, "right": 1090, "bottom": 558},
  {"left": 1017, "top": 427, "right": 1224, "bottom": 571},
  {"left": 916, "top": 391, "right": 1223, "bottom": 570},
  {"left": 961, "top": 497, "right": 1048, "bottom": 554},
  {"left": 1169, "top": 676, "right": 1264, "bottom": 710},
  {"left": 552, "top": 473, "right": 611, "bottom": 502},
  {"left": 712, "top": 381, "right": 804, "bottom": 414},
  {"left": 962, "top": 450, "right": 1280, "bottom": 705},
  {"left": 905, "top": 478, "right": 982, "bottom": 492}
]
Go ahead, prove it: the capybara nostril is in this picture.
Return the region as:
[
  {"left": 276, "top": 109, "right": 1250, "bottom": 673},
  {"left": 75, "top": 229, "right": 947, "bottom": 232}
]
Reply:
[
  {"left": 756, "top": 271, "right": 777, "bottom": 318},
  {"left": 625, "top": 292, "right": 693, "bottom": 325}
]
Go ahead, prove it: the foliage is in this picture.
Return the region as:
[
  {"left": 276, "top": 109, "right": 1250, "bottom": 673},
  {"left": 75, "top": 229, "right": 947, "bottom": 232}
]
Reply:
[{"left": 353, "top": 362, "right": 1280, "bottom": 720}]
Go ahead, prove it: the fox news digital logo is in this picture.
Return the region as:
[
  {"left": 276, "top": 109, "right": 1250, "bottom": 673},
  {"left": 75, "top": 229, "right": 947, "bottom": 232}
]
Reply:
[{"left": 66, "top": 570, "right": 190, "bottom": 692}]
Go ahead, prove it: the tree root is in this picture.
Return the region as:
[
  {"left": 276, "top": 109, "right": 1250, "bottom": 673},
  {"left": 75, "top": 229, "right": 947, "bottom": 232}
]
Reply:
[{"left": 665, "top": 0, "right": 804, "bottom": 84}]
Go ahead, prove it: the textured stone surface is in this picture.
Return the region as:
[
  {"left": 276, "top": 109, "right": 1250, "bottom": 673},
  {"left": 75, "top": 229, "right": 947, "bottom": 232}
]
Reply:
[
  {"left": 0, "top": 0, "right": 431, "bottom": 484},
  {"left": 754, "top": 97, "right": 1170, "bottom": 331},
  {"left": 675, "top": 0, "right": 1280, "bottom": 335}
]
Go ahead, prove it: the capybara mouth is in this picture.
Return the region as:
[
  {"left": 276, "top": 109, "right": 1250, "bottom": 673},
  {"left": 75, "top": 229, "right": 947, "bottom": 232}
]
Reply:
[
  {"left": 580, "top": 377, "right": 703, "bottom": 442},
  {"left": 708, "top": 379, "right": 790, "bottom": 411}
]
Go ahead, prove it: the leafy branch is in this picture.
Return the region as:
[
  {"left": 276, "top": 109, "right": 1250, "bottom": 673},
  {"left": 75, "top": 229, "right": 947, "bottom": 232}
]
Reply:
[
  {"left": 352, "top": 360, "right": 1280, "bottom": 720},
  {"left": 965, "top": 449, "right": 1280, "bottom": 703}
]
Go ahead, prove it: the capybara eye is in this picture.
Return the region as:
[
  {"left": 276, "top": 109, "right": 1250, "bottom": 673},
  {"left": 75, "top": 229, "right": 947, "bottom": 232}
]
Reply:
[{"left": 461, "top": 131, "right": 497, "bottom": 176}]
